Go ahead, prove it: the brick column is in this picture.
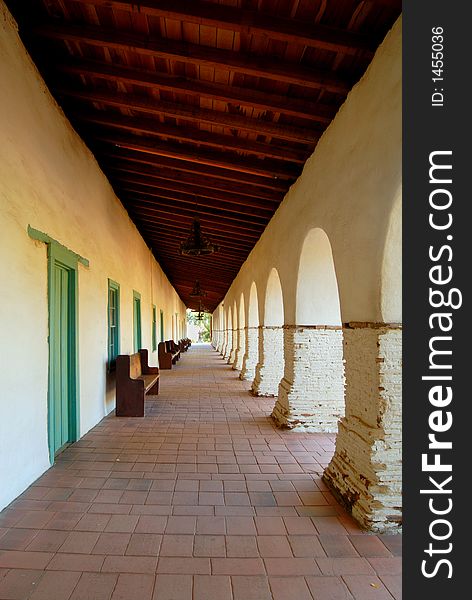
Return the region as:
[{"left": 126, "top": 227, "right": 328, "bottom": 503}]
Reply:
[
  {"left": 240, "top": 326, "right": 258, "bottom": 381},
  {"left": 323, "top": 323, "right": 402, "bottom": 532},
  {"left": 272, "top": 326, "right": 344, "bottom": 432},
  {"left": 233, "top": 327, "right": 245, "bottom": 370},
  {"left": 252, "top": 326, "right": 284, "bottom": 396}
]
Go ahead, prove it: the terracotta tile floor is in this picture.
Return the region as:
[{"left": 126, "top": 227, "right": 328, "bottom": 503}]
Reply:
[{"left": 0, "top": 345, "right": 402, "bottom": 599}]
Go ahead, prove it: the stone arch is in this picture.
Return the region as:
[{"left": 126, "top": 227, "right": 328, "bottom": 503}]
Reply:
[
  {"left": 252, "top": 268, "right": 285, "bottom": 396},
  {"left": 380, "top": 187, "right": 402, "bottom": 323},
  {"left": 240, "top": 282, "right": 259, "bottom": 381},
  {"left": 264, "top": 268, "right": 284, "bottom": 326},
  {"left": 233, "top": 293, "right": 246, "bottom": 370},
  {"left": 296, "top": 228, "right": 341, "bottom": 326},
  {"left": 248, "top": 281, "right": 259, "bottom": 327},
  {"left": 227, "top": 301, "right": 238, "bottom": 363},
  {"left": 273, "top": 228, "right": 344, "bottom": 432}
]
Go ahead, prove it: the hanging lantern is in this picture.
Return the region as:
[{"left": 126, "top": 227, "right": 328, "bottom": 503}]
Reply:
[
  {"left": 179, "top": 217, "right": 219, "bottom": 256},
  {"left": 189, "top": 279, "right": 207, "bottom": 298}
]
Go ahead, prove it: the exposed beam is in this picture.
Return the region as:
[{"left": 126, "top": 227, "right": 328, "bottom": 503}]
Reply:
[
  {"left": 34, "top": 22, "right": 353, "bottom": 93},
  {"left": 67, "top": 0, "right": 376, "bottom": 56},
  {"left": 119, "top": 185, "right": 270, "bottom": 224},
  {"left": 109, "top": 173, "right": 277, "bottom": 213},
  {"left": 72, "top": 109, "right": 313, "bottom": 162},
  {"left": 136, "top": 220, "right": 255, "bottom": 251},
  {"left": 125, "top": 196, "right": 266, "bottom": 234},
  {"left": 60, "top": 87, "right": 319, "bottom": 144},
  {"left": 105, "top": 164, "right": 282, "bottom": 205},
  {"left": 92, "top": 132, "right": 299, "bottom": 180},
  {"left": 125, "top": 207, "right": 264, "bottom": 241},
  {"left": 99, "top": 149, "right": 288, "bottom": 193},
  {"left": 56, "top": 58, "right": 337, "bottom": 124}
]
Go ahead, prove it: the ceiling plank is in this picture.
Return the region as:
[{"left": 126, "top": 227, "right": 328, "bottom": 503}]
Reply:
[
  {"left": 56, "top": 58, "right": 337, "bottom": 124},
  {"left": 34, "top": 22, "right": 353, "bottom": 93},
  {"left": 60, "top": 87, "right": 320, "bottom": 144},
  {"left": 72, "top": 108, "right": 313, "bottom": 162},
  {"left": 99, "top": 149, "right": 288, "bottom": 192},
  {"left": 118, "top": 185, "right": 271, "bottom": 223},
  {"left": 92, "top": 132, "right": 299, "bottom": 179},
  {"left": 105, "top": 163, "right": 283, "bottom": 204},
  {"left": 65, "top": 0, "right": 377, "bottom": 56},
  {"left": 110, "top": 176, "right": 277, "bottom": 214}
]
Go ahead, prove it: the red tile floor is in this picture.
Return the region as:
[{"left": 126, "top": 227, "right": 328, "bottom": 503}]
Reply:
[{"left": 0, "top": 344, "right": 402, "bottom": 599}]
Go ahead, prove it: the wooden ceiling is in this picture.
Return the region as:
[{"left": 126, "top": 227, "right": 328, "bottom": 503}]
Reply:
[{"left": 6, "top": 0, "right": 401, "bottom": 311}]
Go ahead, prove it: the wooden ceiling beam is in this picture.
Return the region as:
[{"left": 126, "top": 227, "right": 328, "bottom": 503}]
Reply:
[
  {"left": 136, "top": 222, "right": 255, "bottom": 252},
  {"left": 99, "top": 149, "right": 288, "bottom": 193},
  {"left": 34, "top": 22, "right": 352, "bottom": 93},
  {"left": 111, "top": 179, "right": 275, "bottom": 219},
  {"left": 66, "top": 0, "right": 376, "bottom": 56},
  {"left": 60, "top": 87, "right": 319, "bottom": 145},
  {"left": 92, "top": 132, "right": 298, "bottom": 180},
  {"left": 122, "top": 188, "right": 269, "bottom": 227},
  {"left": 56, "top": 58, "right": 336, "bottom": 124},
  {"left": 105, "top": 164, "right": 282, "bottom": 205},
  {"left": 132, "top": 212, "right": 259, "bottom": 243},
  {"left": 125, "top": 197, "right": 266, "bottom": 234},
  {"left": 72, "top": 109, "right": 312, "bottom": 162}
]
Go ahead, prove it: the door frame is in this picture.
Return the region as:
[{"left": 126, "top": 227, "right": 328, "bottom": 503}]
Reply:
[
  {"left": 47, "top": 242, "right": 80, "bottom": 463},
  {"left": 133, "top": 290, "right": 142, "bottom": 352}
]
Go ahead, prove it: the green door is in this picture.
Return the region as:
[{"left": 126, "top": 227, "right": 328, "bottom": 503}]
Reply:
[
  {"left": 51, "top": 263, "right": 71, "bottom": 453},
  {"left": 160, "top": 310, "right": 164, "bottom": 342},
  {"left": 48, "top": 244, "right": 79, "bottom": 462},
  {"left": 133, "top": 291, "right": 142, "bottom": 352}
]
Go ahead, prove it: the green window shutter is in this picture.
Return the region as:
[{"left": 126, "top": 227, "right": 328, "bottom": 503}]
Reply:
[{"left": 107, "top": 280, "right": 120, "bottom": 369}]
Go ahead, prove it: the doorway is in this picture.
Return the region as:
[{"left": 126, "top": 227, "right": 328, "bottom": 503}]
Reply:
[{"left": 48, "top": 243, "right": 79, "bottom": 462}]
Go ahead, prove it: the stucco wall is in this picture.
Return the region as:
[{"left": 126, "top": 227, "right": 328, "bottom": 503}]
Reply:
[
  {"left": 0, "top": 3, "right": 186, "bottom": 510},
  {"left": 216, "top": 17, "right": 402, "bottom": 328}
]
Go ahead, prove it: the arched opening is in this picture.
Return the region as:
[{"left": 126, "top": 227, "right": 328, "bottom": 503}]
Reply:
[
  {"left": 296, "top": 228, "right": 341, "bottom": 326},
  {"left": 224, "top": 307, "right": 233, "bottom": 360},
  {"left": 233, "top": 293, "right": 246, "bottom": 370},
  {"left": 252, "top": 269, "right": 285, "bottom": 396},
  {"left": 227, "top": 302, "right": 238, "bottom": 364},
  {"left": 273, "top": 229, "right": 344, "bottom": 431},
  {"left": 240, "top": 282, "right": 259, "bottom": 381}
]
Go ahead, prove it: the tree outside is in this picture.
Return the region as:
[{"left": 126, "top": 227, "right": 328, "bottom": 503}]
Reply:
[{"left": 187, "top": 309, "right": 211, "bottom": 342}]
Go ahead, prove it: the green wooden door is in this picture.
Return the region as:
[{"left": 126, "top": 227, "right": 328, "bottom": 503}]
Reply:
[
  {"left": 133, "top": 291, "right": 142, "bottom": 352},
  {"left": 160, "top": 310, "right": 164, "bottom": 342},
  {"left": 52, "top": 263, "right": 71, "bottom": 452},
  {"left": 48, "top": 244, "right": 79, "bottom": 462}
]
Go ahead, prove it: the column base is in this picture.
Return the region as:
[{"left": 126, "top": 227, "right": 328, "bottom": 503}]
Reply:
[{"left": 323, "top": 323, "right": 402, "bottom": 532}]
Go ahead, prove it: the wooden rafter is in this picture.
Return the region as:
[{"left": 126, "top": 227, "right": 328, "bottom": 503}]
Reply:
[
  {"left": 34, "top": 22, "right": 353, "bottom": 93},
  {"left": 55, "top": 59, "right": 337, "bottom": 124},
  {"left": 65, "top": 0, "right": 377, "bottom": 56}
]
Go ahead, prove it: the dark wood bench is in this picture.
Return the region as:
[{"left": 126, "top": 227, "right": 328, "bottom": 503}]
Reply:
[
  {"left": 158, "top": 341, "right": 174, "bottom": 369},
  {"left": 116, "top": 349, "right": 159, "bottom": 417},
  {"left": 179, "top": 338, "right": 191, "bottom": 352},
  {"left": 166, "top": 340, "right": 181, "bottom": 363}
]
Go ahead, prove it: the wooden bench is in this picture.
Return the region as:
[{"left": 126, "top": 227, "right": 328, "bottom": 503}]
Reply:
[
  {"left": 116, "top": 349, "right": 159, "bottom": 417},
  {"left": 158, "top": 341, "right": 174, "bottom": 369},
  {"left": 166, "top": 340, "right": 181, "bottom": 363},
  {"left": 179, "top": 338, "right": 191, "bottom": 352}
]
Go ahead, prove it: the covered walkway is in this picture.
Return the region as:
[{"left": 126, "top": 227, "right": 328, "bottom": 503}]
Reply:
[{"left": 0, "top": 346, "right": 400, "bottom": 600}]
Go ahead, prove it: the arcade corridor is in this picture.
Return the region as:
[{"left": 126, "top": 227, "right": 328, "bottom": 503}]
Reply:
[{"left": 0, "top": 346, "right": 401, "bottom": 600}]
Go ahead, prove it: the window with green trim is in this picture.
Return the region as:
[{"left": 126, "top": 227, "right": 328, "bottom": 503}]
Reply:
[
  {"left": 108, "top": 280, "right": 120, "bottom": 370},
  {"left": 152, "top": 305, "right": 157, "bottom": 351},
  {"left": 133, "top": 290, "right": 142, "bottom": 352}
]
